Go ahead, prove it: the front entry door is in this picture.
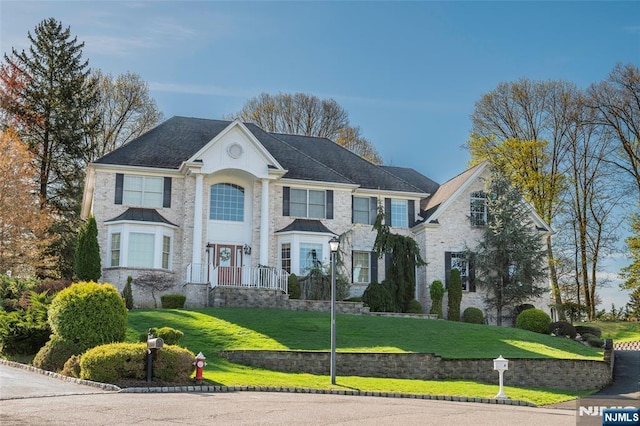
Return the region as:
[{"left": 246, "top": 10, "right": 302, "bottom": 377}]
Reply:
[{"left": 213, "top": 244, "right": 243, "bottom": 285}]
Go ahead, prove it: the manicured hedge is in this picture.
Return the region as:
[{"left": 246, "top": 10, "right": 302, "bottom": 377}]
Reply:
[
  {"left": 515, "top": 308, "right": 551, "bottom": 334},
  {"left": 80, "top": 342, "right": 195, "bottom": 384},
  {"left": 462, "top": 307, "right": 484, "bottom": 324}
]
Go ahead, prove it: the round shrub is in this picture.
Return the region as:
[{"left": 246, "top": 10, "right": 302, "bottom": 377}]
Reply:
[
  {"left": 160, "top": 294, "right": 186, "bottom": 309},
  {"left": 462, "top": 307, "right": 484, "bottom": 324},
  {"left": 515, "top": 308, "right": 551, "bottom": 334},
  {"left": 407, "top": 299, "right": 423, "bottom": 314},
  {"left": 80, "top": 342, "right": 195, "bottom": 384},
  {"left": 48, "top": 281, "right": 127, "bottom": 351},
  {"left": 33, "top": 335, "right": 84, "bottom": 372},
  {"left": 141, "top": 327, "right": 184, "bottom": 345},
  {"left": 575, "top": 325, "right": 602, "bottom": 339},
  {"left": 586, "top": 336, "right": 604, "bottom": 348},
  {"left": 548, "top": 321, "right": 577, "bottom": 338}
]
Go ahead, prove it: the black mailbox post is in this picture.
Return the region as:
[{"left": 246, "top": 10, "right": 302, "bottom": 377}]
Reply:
[{"left": 146, "top": 329, "right": 164, "bottom": 383}]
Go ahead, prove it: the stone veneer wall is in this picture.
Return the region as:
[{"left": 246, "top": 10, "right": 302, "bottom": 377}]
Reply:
[{"left": 218, "top": 350, "right": 612, "bottom": 392}]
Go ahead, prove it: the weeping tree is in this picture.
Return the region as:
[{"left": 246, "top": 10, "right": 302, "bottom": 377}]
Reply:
[{"left": 372, "top": 207, "right": 426, "bottom": 312}]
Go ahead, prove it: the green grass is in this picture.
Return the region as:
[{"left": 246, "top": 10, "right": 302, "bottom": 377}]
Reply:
[
  {"left": 128, "top": 308, "right": 603, "bottom": 359},
  {"left": 125, "top": 307, "right": 605, "bottom": 406},
  {"left": 577, "top": 321, "right": 640, "bottom": 343}
]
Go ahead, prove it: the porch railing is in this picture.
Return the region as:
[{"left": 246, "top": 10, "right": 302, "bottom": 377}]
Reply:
[{"left": 185, "top": 264, "right": 289, "bottom": 294}]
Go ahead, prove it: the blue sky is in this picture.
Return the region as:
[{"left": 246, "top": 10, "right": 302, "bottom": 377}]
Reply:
[{"left": 2, "top": 0, "right": 638, "bottom": 309}]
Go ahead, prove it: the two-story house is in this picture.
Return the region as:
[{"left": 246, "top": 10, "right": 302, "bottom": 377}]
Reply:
[{"left": 81, "top": 116, "right": 553, "bottom": 323}]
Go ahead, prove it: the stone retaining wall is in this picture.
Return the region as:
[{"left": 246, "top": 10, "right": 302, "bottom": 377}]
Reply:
[{"left": 218, "top": 350, "right": 612, "bottom": 392}]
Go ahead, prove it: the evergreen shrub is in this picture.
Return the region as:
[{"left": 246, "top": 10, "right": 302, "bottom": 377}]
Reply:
[
  {"left": 160, "top": 294, "right": 186, "bottom": 309},
  {"left": 462, "top": 307, "right": 484, "bottom": 324},
  {"left": 141, "top": 327, "right": 184, "bottom": 345},
  {"left": 548, "top": 321, "right": 577, "bottom": 338},
  {"left": 121, "top": 276, "right": 134, "bottom": 310},
  {"left": 447, "top": 269, "right": 462, "bottom": 321},
  {"left": 33, "top": 335, "right": 84, "bottom": 372},
  {"left": 0, "top": 296, "right": 51, "bottom": 355},
  {"left": 48, "top": 281, "right": 127, "bottom": 351},
  {"left": 80, "top": 342, "right": 195, "bottom": 384},
  {"left": 575, "top": 325, "right": 602, "bottom": 339},
  {"left": 429, "top": 280, "right": 445, "bottom": 319},
  {"left": 362, "top": 280, "right": 395, "bottom": 312},
  {"left": 61, "top": 354, "right": 82, "bottom": 378},
  {"left": 288, "top": 273, "right": 300, "bottom": 299},
  {"left": 515, "top": 308, "right": 551, "bottom": 334},
  {"left": 407, "top": 299, "right": 423, "bottom": 314}
]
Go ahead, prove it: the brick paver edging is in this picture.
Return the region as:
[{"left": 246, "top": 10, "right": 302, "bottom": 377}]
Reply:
[{"left": 1, "top": 358, "right": 534, "bottom": 407}]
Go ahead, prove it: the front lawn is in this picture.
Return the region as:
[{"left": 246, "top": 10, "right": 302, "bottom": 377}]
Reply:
[
  {"left": 124, "top": 307, "right": 604, "bottom": 406},
  {"left": 576, "top": 321, "right": 640, "bottom": 343}
]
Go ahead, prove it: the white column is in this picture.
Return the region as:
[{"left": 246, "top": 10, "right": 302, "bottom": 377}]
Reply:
[
  {"left": 192, "top": 173, "right": 204, "bottom": 265},
  {"left": 260, "top": 178, "right": 269, "bottom": 265}
]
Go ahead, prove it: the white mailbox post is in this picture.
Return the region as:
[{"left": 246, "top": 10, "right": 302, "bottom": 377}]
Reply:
[{"left": 493, "top": 355, "right": 509, "bottom": 399}]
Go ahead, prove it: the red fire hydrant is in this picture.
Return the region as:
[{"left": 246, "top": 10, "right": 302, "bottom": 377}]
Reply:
[{"left": 194, "top": 352, "right": 206, "bottom": 384}]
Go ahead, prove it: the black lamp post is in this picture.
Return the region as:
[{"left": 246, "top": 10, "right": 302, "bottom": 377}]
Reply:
[{"left": 329, "top": 236, "right": 340, "bottom": 385}]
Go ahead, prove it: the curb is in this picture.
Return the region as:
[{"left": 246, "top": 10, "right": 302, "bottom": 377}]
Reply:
[{"left": 0, "top": 359, "right": 535, "bottom": 407}]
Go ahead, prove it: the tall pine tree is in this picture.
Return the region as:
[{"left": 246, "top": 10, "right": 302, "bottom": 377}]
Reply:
[
  {"left": 0, "top": 18, "right": 100, "bottom": 278},
  {"left": 472, "top": 171, "right": 548, "bottom": 325}
]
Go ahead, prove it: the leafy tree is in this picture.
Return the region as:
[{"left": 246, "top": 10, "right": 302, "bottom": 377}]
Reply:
[
  {"left": 447, "top": 268, "right": 462, "bottom": 321},
  {"left": 0, "top": 129, "right": 57, "bottom": 277},
  {"left": 83, "top": 70, "right": 163, "bottom": 163},
  {"left": 620, "top": 208, "right": 640, "bottom": 291},
  {"left": 230, "top": 92, "right": 382, "bottom": 164},
  {"left": 372, "top": 207, "right": 426, "bottom": 312},
  {"left": 587, "top": 63, "right": 640, "bottom": 195},
  {"left": 0, "top": 18, "right": 101, "bottom": 278},
  {"left": 467, "top": 79, "right": 578, "bottom": 319},
  {"left": 73, "top": 216, "right": 101, "bottom": 281},
  {"left": 472, "top": 172, "right": 548, "bottom": 325}
]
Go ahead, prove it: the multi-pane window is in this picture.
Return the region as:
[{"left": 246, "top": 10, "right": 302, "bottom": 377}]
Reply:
[
  {"left": 391, "top": 199, "right": 408, "bottom": 227},
  {"left": 123, "top": 176, "right": 164, "bottom": 207},
  {"left": 162, "top": 236, "right": 171, "bottom": 269},
  {"left": 353, "top": 197, "right": 370, "bottom": 224},
  {"left": 290, "top": 189, "right": 325, "bottom": 218},
  {"left": 210, "top": 183, "right": 244, "bottom": 221},
  {"left": 450, "top": 252, "right": 468, "bottom": 291},
  {"left": 128, "top": 233, "right": 155, "bottom": 268},
  {"left": 300, "top": 243, "right": 323, "bottom": 274},
  {"left": 352, "top": 251, "right": 370, "bottom": 284},
  {"left": 470, "top": 191, "right": 488, "bottom": 226},
  {"left": 281, "top": 243, "right": 291, "bottom": 273},
  {"left": 110, "top": 233, "right": 121, "bottom": 267}
]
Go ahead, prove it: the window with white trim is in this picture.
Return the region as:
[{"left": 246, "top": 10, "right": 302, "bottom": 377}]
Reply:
[
  {"left": 391, "top": 199, "right": 408, "bottom": 227},
  {"left": 353, "top": 197, "right": 370, "bottom": 224},
  {"left": 300, "top": 243, "right": 323, "bottom": 274},
  {"left": 123, "top": 176, "right": 164, "bottom": 208},
  {"left": 352, "top": 251, "right": 370, "bottom": 284},
  {"left": 107, "top": 224, "right": 174, "bottom": 270},
  {"left": 290, "top": 188, "right": 326, "bottom": 218},
  {"left": 210, "top": 183, "right": 245, "bottom": 221},
  {"left": 450, "top": 252, "right": 468, "bottom": 291},
  {"left": 281, "top": 243, "right": 291, "bottom": 273},
  {"left": 470, "top": 191, "right": 488, "bottom": 226}
]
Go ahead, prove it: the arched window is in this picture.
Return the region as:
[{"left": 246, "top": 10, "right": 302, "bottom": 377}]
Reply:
[{"left": 210, "top": 183, "right": 244, "bottom": 221}]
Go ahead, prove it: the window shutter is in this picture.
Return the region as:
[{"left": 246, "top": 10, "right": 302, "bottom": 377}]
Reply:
[
  {"left": 326, "top": 190, "right": 333, "bottom": 219},
  {"left": 369, "top": 197, "right": 377, "bottom": 225},
  {"left": 444, "top": 251, "right": 451, "bottom": 288},
  {"left": 468, "top": 257, "right": 476, "bottom": 292},
  {"left": 384, "top": 198, "right": 391, "bottom": 225},
  {"left": 408, "top": 200, "right": 415, "bottom": 227},
  {"left": 370, "top": 252, "right": 378, "bottom": 283},
  {"left": 283, "top": 186, "right": 290, "bottom": 216},
  {"left": 115, "top": 173, "right": 123, "bottom": 204},
  {"left": 163, "top": 177, "right": 172, "bottom": 208}
]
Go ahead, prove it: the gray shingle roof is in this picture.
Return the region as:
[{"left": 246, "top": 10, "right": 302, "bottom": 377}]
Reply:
[
  {"left": 381, "top": 166, "right": 440, "bottom": 195},
  {"left": 94, "top": 116, "right": 433, "bottom": 194},
  {"left": 275, "top": 219, "right": 336, "bottom": 234},
  {"left": 105, "top": 208, "right": 177, "bottom": 226}
]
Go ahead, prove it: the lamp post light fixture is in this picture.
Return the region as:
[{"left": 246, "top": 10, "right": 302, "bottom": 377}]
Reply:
[
  {"left": 493, "top": 355, "right": 509, "bottom": 399},
  {"left": 329, "top": 236, "right": 340, "bottom": 385}
]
